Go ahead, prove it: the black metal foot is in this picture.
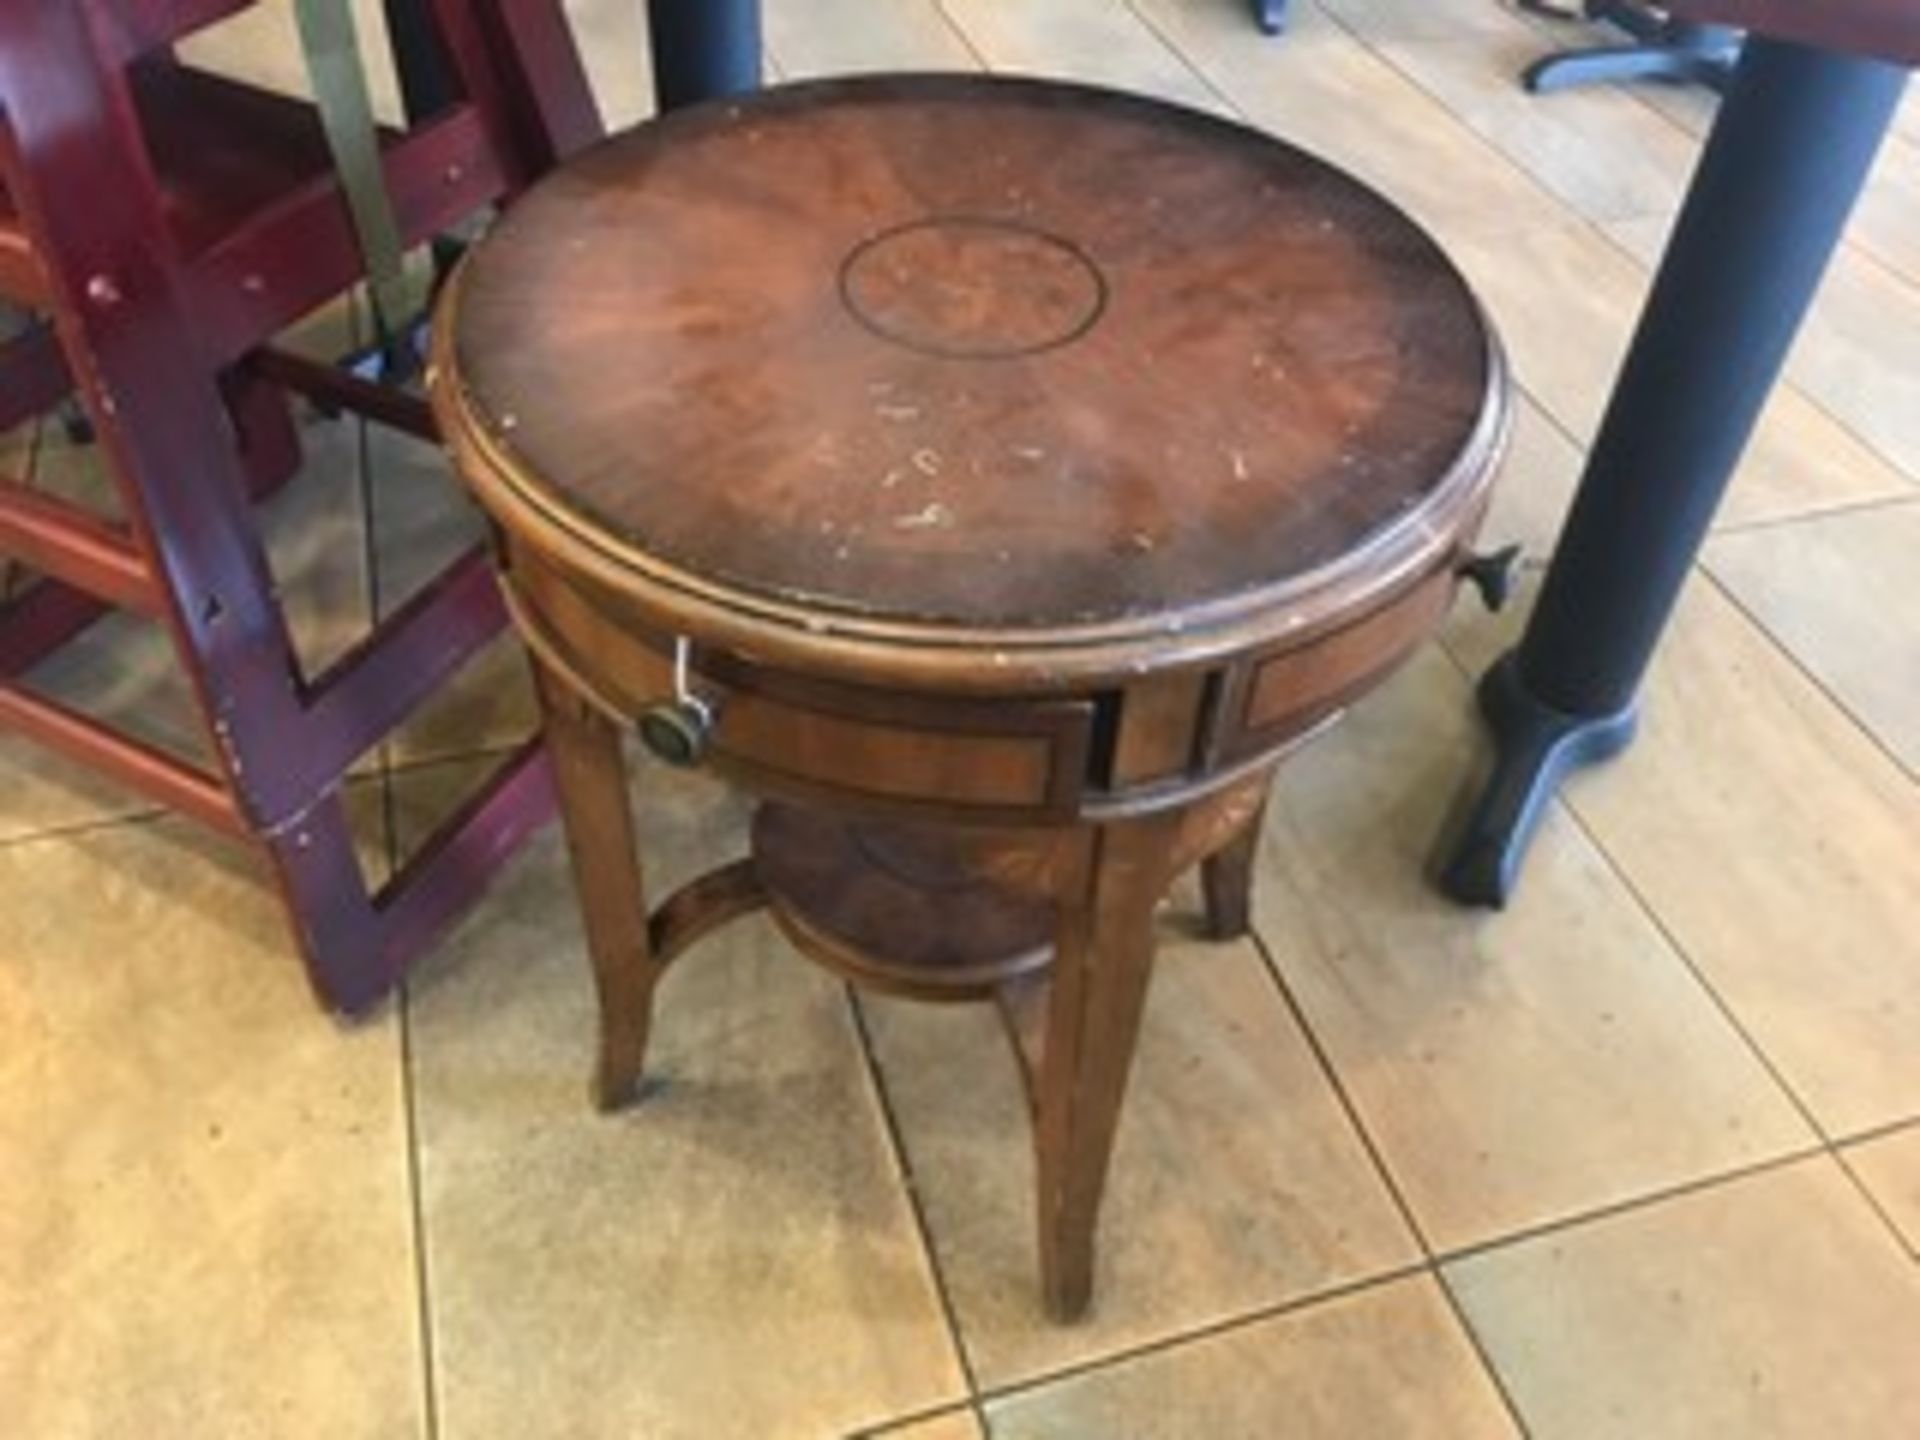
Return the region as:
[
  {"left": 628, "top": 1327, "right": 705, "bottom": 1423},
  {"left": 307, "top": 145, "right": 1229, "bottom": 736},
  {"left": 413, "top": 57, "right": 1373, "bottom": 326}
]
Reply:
[
  {"left": 1524, "top": 42, "right": 1737, "bottom": 94},
  {"left": 1435, "top": 653, "right": 1638, "bottom": 909},
  {"left": 1252, "top": 0, "right": 1290, "bottom": 36},
  {"left": 1519, "top": 0, "right": 1740, "bottom": 94}
]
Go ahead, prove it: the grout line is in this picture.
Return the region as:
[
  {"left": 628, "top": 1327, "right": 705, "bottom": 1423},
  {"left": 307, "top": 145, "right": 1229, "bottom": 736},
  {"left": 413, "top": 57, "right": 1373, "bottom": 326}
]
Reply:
[
  {"left": 845, "top": 1400, "right": 986, "bottom": 1440},
  {"left": 0, "top": 805, "right": 172, "bottom": 854},
  {"left": 1430, "top": 1142, "right": 1827, "bottom": 1271},
  {"left": 1549, "top": 774, "right": 1837, "bottom": 1142},
  {"left": 398, "top": 982, "right": 444, "bottom": 1440},
  {"left": 842, "top": 986, "right": 986, "bottom": 1406},
  {"left": 930, "top": 0, "right": 998, "bottom": 73},
  {"left": 1121, "top": 0, "right": 1264, "bottom": 120},
  {"left": 367, "top": 308, "right": 443, "bottom": 1440},
  {"left": 1245, "top": 927, "right": 1534, "bottom": 1437},
  {"left": 1246, "top": 930, "right": 1431, "bottom": 1252},
  {"left": 969, "top": 1260, "right": 1431, "bottom": 1410},
  {"left": 1707, "top": 489, "right": 1920, "bottom": 539},
  {"left": 1551, "top": 768, "right": 1920, "bottom": 1261},
  {"left": 1428, "top": 1266, "right": 1535, "bottom": 1438},
  {"left": 1835, "top": 1113, "right": 1920, "bottom": 1150},
  {"left": 1696, "top": 568, "right": 1920, "bottom": 787},
  {"left": 1430, "top": 623, "right": 1918, "bottom": 1272},
  {"left": 1832, "top": 1144, "right": 1920, "bottom": 1265},
  {"left": 1433, "top": 628, "right": 1916, "bottom": 1258}
]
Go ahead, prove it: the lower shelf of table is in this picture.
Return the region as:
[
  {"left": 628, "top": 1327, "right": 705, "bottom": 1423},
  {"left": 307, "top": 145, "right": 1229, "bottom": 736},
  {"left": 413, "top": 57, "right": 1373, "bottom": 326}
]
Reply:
[{"left": 751, "top": 802, "right": 1060, "bottom": 1001}]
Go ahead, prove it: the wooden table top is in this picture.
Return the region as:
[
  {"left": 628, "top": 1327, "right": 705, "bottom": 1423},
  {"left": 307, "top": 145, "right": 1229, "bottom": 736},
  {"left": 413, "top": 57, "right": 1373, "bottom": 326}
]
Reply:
[
  {"left": 438, "top": 74, "right": 1504, "bottom": 663},
  {"left": 1671, "top": 1, "right": 1920, "bottom": 64}
]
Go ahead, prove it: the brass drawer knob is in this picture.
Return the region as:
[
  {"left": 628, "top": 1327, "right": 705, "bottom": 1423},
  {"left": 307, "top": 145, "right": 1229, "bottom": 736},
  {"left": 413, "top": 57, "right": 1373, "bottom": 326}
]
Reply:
[
  {"left": 639, "top": 636, "right": 718, "bottom": 767},
  {"left": 638, "top": 698, "right": 716, "bottom": 767}
]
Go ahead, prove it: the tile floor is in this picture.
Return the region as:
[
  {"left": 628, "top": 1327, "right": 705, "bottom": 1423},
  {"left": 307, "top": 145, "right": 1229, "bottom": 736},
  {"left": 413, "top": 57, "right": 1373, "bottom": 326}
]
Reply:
[{"left": 4, "top": 1, "right": 1919, "bottom": 1435}]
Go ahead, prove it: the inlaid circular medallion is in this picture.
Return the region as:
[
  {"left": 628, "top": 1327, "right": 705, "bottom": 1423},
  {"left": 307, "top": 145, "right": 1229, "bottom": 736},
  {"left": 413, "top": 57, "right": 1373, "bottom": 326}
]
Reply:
[{"left": 838, "top": 216, "right": 1108, "bottom": 359}]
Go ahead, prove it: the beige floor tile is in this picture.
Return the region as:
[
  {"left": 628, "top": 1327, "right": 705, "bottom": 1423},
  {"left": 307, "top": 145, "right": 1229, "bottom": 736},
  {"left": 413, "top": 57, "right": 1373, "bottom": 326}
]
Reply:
[
  {"left": 1258, "top": 649, "right": 1812, "bottom": 1251},
  {"left": 0, "top": 813, "right": 420, "bottom": 1439},
  {"left": 1705, "top": 500, "right": 1920, "bottom": 774},
  {"left": 1375, "top": 30, "right": 1697, "bottom": 225},
  {"left": 1782, "top": 248, "right": 1920, "bottom": 484},
  {"left": 766, "top": 0, "right": 977, "bottom": 75},
  {"left": 397, "top": 764, "right": 965, "bottom": 1440},
  {"left": 1135, "top": 0, "right": 1562, "bottom": 244},
  {"left": 1447, "top": 1158, "right": 1920, "bottom": 1439},
  {"left": 1446, "top": 217, "right": 1915, "bottom": 528},
  {"left": 943, "top": 0, "right": 1228, "bottom": 113},
  {"left": 181, "top": 0, "right": 406, "bottom": 122},
  {"left": 566, "top": 0, "right": 658, "bottom": 130},
  {"left": 1630, "top": 87, "right": 1715, "bottom": 146},
  {"left": 866, "top": 1408, "right": 986, "bottom": 1440},
  {"left": 1844, "top": 1124, "right": 1920, "bottom": 1255},
  {"left": 0, "top": 741, "right": 158, "bottom": 848},
  {"left": 1321, "top": 0, "right": 1544, "bottom": 43},
  {"left": 1851, "top": 132, "right": 1920, "bottom": 287},
  {"left": 985, "top": 1275, "right": 1518, "bottom": 1439},
  {"left": 864, "top": 934, "right": 1419, "bottom": 1388},
  {"left": 184, "top": 0, "right": 657, "bottom": 135},
  {"left": 1561, "top": 577, "right": 1920, "bottom": 1136}
]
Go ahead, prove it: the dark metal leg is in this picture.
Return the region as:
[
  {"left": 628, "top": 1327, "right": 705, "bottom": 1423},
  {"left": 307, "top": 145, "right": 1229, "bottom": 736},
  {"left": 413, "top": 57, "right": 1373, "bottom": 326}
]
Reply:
[
  {"left": 648, "top": 0, "right": 763, "bottom": 112},
  {"left": 1440, "top": 37, "right": 1909, "bottom": 907},
  {"left": 1252, "top": 0, "right": 1290, "bottom": 36}
]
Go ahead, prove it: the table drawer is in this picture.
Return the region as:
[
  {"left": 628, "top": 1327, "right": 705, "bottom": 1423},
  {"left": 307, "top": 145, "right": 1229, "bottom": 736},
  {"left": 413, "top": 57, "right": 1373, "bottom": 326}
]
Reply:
[
  {"left": 1220, "top": 564, "right": 1459, "bottom": 762},
  {"left": 510, "top": 557, "right": 1095, "bottom": 823}
]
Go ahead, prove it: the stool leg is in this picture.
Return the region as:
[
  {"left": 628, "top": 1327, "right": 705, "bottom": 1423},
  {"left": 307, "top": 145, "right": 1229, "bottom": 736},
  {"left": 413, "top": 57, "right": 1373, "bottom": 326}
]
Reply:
[
  {"left": 1199, "top": 792, "right": 1269, "bottom": 942},
  {"left": 1036, "top": 811, "right": 1182, "bottom": 1320},
  {"left": 533, "top": 659, "right": 659, "bottom": 1111}
]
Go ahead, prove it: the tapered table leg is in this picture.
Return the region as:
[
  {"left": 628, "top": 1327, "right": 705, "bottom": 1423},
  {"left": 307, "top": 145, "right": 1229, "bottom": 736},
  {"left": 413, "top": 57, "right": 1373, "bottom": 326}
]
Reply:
[
  {"left": 1200, "top": 797, "right": 1268, "bottom": 942},
  {"left": 1036, "top": 811, "right": 1183, "bottom": 1320},
  {"left": 533, "top": 660, "right": 660, "bottom": 1110}
]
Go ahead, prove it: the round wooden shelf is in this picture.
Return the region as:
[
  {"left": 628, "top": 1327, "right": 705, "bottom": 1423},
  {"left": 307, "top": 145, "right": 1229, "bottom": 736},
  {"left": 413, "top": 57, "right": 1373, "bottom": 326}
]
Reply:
[{"left": 752, "top": 803, "right": 1056, "bottom": 1000}]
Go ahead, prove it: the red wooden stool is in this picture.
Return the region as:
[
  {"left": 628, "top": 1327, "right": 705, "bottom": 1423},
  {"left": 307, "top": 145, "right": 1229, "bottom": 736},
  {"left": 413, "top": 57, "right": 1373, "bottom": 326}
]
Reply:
[{"left": 0, "top": 1, "right": 600, "bottom": 1011}]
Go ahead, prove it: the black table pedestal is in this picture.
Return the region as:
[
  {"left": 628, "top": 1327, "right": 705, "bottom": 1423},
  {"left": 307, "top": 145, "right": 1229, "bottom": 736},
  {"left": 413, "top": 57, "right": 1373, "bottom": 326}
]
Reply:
[
  {"left": 1440, "top": 36, "right": 1909, "bottom": 907},
  {"left": 648, "top": 0, "right": 762, "bottom": 111}
]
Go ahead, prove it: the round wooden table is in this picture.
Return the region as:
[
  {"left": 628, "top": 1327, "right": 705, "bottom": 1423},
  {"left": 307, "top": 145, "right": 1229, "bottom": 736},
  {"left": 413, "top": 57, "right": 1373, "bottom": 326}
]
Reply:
[{"left": 429, "top": 74, "right": 1509, "bottom": 1320}]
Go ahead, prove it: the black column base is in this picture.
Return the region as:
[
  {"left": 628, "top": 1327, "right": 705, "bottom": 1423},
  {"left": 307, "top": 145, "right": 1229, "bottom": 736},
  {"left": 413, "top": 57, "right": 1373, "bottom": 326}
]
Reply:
[
  {"left": 1436, "top": 653, "right": 1638, "bottom": 909},
  {"left": 1518, "top": 1, "right": 1739, "bottom": 95}
]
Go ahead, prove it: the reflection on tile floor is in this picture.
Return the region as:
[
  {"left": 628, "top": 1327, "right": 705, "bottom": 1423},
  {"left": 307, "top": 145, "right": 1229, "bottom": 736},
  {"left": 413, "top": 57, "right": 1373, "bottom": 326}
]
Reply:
[{"left": 5, "top": 1, "right": 1920, "bottom": 1437}]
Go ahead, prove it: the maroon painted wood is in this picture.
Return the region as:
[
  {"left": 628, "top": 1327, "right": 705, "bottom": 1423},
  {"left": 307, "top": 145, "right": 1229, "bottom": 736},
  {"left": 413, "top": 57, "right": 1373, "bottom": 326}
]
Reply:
[{"left": 0, "top": 0, "right": 600, "bottom": 1010}]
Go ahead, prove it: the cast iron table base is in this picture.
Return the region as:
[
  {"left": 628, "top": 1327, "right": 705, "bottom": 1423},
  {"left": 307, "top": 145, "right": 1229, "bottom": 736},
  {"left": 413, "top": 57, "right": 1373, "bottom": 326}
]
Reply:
[
  {"left": 1441, "top": 34, "right": 1909, "bottom": 905},
  {"left": 1521, "top": 1, "right": 1740, "bottom": 92}
]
